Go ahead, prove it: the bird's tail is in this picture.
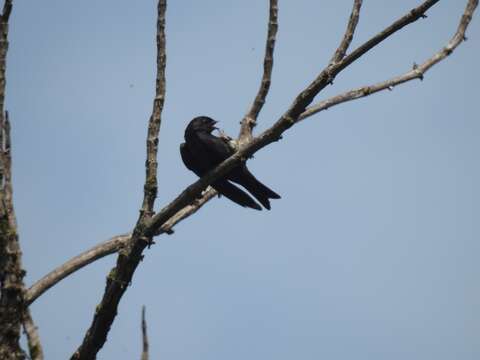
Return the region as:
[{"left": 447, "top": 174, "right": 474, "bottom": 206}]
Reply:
[
  {"left": 213, "top": 180, "right": 262, "bottom": 210},
  {"left": 235, "top": 169, "right": 281, "bottom": 210}
]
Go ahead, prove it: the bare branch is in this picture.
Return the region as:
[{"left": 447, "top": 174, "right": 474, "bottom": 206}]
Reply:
[
  {"left": 2, "top": 111, "right": 15, "bottom": 221},
  {"left": 335, "top": 0, "right": 439, "bottom": 74},
  {"left": 25, "top": 234, "right": 130, "bottom": 305},
  {"left": 330, "top": 0, "right": 363, "bottom": 64},
  {"left": 23, "top": 309, "right": 44, "bottom": 360},
  {"left": 300, "top": 74, "right": 417, "bottom": 120},
  {"left": 70, "top": 241, "right": 144, "bottom": 359},
  {"left": 71, "top": 2, "right": 168, "bottom": 358},
  {"left": 415, "top": 0, "right": 478, "bottom": 74},
  {"left": 0, "top": 2, "right": 30, "bottom": 357},
  {"left": 140, "top": 306, "right": 149, "bottom": 360},
  {"left": 0, "top": 0, "right": 10, "bottom": 135},
  {"left": 0, "top": 112, "right": 26, "bottom": 360},
  {"left": 301, "top": 0, "right": 478, "bottom": 121},
  {"left": 156, "top": 187, "right": 216, "bottom": 235},
  {"left": 142, "top": 0, "right": 168, "bottom": 216},
  {"left": 239, "top": 0, "right": 279, "bottom": 142}
]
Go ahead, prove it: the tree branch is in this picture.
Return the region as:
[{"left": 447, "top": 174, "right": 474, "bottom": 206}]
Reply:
[
  {"left": 238, "top": 0, "right": 278, "bottom": 142},
  {"left": 141, "top": 0, "right": 167, "bottom": 216},
  {"left": 0, "top": 111, "right": 27, "bottom": 360},
  {"left": 22, "top": 308, "right": 44, "bottom": 360},
  {"left": 335, "top": 0, "right": 439, "bottom": 74},
  {"left": 25, "top": 234, "right": 130, "bottom": 305},
  {"left": 330, "top": 0, "right": 363, "bottom": 64},
  {"left": 0, "top": 1, "right": 30, "bottom": 357},
  {"left": 70, "top": 2, "right": 168, "bottom": 358},
  {"left": 300, "top": 0, "right": 478, "bottom": 121},
  {"left": 154, "top": 187, "right": 216, "bottom": 235},
  {"left": 140, "top": 306, "right": 149, "bottom": 360}
]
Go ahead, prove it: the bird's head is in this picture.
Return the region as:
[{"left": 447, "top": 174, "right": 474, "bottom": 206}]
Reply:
[{"left": 186, "top": 116, "right": 218, "bottom": 135}]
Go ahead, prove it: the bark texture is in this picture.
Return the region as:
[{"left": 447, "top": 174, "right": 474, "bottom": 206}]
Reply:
[{"left": 0, "top": 1, "right": 27, "bottom": 359}]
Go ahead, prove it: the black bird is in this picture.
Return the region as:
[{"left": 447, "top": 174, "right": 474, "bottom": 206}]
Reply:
[{"left": 180, "top": 116, "right": 280, "bottom": 210}]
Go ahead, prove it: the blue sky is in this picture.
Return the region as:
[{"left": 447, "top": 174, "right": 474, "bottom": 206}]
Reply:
[{"left": 6, "top": 1, "right": 479, "bottom": 359}]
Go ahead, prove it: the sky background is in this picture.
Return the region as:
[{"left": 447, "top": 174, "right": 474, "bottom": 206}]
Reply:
[{"left": 5, "top": 0, "right": 479, "bottom": 359}]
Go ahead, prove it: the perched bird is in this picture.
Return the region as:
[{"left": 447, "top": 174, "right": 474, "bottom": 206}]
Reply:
[{"left": 180, "top": 116, "right": 281, "bottom": 210}]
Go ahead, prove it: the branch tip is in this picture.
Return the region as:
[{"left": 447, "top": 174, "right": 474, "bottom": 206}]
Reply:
[
  {"left": 141, "top": 306, "right": 149, "bottom": 360},
  {"left": 239, "top": 0, "right": 279, "bottom": 141},
  {"left": 1, "top": 0, "right": 12, "bottom": 21},
  {"left": 330, "top": 0, "right": 363, "bottom": 64}
]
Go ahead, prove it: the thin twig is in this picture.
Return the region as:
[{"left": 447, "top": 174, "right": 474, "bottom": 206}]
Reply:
[
  {"left": 140, "top": 306, "right": 149, "bottom": 360},
  {"left": 301, "top": 0, "right": 478, "bottom": 121},
  {"left": 71, "top": 2, "right": 168, "bottom": 358},
  {"left": 23, "top": 309, "right": 44, "bottom": 360},
  {"left": 238, "top": 0, "right": 278, "bottom": 142},
  {"left": 330, "top": 0, "right": 363, "bottom": 64}
]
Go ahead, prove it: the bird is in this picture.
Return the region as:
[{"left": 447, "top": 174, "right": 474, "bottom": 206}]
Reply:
[{"left": 180, "top": 116, "right": 281, "bottom": 210}]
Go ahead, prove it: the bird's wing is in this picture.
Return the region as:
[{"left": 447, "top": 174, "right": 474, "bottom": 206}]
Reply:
[
  {"left": 180, "top": 142, "right": 202, "bottom": 175},
  {"left": 197, "top": 132, "right": 234, "bottom": 165}
]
